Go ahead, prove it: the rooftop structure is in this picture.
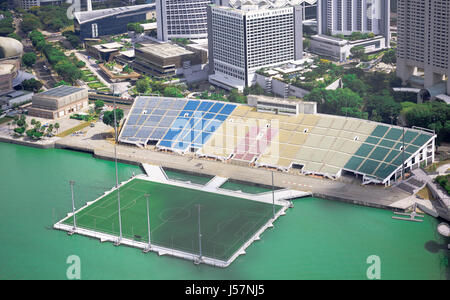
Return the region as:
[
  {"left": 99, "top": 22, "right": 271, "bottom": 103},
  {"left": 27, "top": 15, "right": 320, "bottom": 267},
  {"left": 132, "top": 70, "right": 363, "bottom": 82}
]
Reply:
[
  {"left": 74, "top": 4, "right": 156, "bottom": 40},
  {"left": 0, "top": 90, "right": 33, "bottom": 109},
  {"left": 0, "top": 37, "right": 25, "bottom": 93},
  {"left": 247, "top": 94, "right": 317, "bottom": 116},
  {"left": 317, "top": 0, "right": 390, "bottom": 47},
  {"left": 309, "top": 33, "right": 388, "bottom": 62},
  {"left": 133, "top": 42, "right": 208, "bottom": 78},
  {"left": 0, "top": 37, "right": 23, "bottom": 59}
]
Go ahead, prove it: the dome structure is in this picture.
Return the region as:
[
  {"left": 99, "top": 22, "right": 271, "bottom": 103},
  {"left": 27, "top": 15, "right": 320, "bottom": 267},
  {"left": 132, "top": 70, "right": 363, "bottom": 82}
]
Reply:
[{"left": 0, "top": 37, "right": 24, "bottom": 59}]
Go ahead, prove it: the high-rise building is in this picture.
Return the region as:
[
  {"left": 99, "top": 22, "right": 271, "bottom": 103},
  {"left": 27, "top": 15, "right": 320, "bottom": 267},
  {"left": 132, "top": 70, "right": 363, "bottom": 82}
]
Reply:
[
  {"left": 317, "top": 0, "right": 390, "bottom": 43},
  {"left": 396, "top": 0, "right": 450, "bottom": 96},
  {"left": 207, "top": 5, "right": 303, "bottom": 91},
  {"left": 156, "top": 0, "right": 213, "bottom": 42},
  {"left": 17, "top": 0, "right": 66, "bottom": 9},
  {"left": 156, "top": 0, "right": 314, "bottom": 42}
]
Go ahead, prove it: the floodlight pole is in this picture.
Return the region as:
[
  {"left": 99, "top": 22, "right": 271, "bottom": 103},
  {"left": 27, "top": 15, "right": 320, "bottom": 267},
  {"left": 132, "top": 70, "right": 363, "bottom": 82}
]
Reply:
[
  {"left": 112, "top": 83, "right": 123, "bottom": 245},
  {"left": 197, "top": 204, "right": 202, "bottom": 261},
  {"left": 70, "top": 180, "right": 76, "bottom": 231},
  {"left": 272, "top": 171, "right": 275, "bottom": 219},
  {"left": 143, "top": 194, "right": 151, "bottom": 253}
]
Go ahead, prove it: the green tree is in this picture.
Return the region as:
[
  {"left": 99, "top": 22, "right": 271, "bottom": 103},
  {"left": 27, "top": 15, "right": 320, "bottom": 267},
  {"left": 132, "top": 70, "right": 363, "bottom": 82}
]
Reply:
[
  {"left": 21, "top": 14, "right": 41, "bottom": 33},
  {"left": 381, "top": 48, "right": 396, "bottom": 64},
  {"left": 54, "top": 80, "right": 71, "bottom": 87},
  {"left": 7, "top": 32, "right": 21, "bottom": 41},
  {"left": 350, "top": 46, "right": 365, "bottom": 59},
  {"left": 342, "top": 74, "right": 368, "bottom": 95},
  {"left": 136, "top": 78, "right": 150, "bottom": 94},
  {"left": 305, "top": 88, "right": 366, "bottom": 119},
  {"left": 14, "top": 127, "right": 25, "bottom": 135},
  {"left": 127, "top": 23, "right": 143, "bottom": 33},
  {"left": 21, "top": 78, "right": 43, "bottom": 92},
  {"left": 366, "top": 92, "right": 401, "bottom": 124},
  {"left": 94, "top": 100, "right": 104, "bottom": 112},
  {"left": 403, "top": 101, "right": 450, "bottom": 142},
  {"left": 228, "top": 89, "right": 246, "bottom": 103},
  {"left": 22, "top": 52, "right": 37, "bottom": 68},
  {"left": 163, "top": 86, "right": 183, "bottom": 98},
  {"left": 102, "top": 109, "right": 124, "bottom": 129}
]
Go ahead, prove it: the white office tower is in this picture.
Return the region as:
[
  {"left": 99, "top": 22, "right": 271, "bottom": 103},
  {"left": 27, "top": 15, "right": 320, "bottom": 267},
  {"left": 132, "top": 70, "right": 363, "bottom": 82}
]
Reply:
[
  {"left": 207, "top": 5, "right": 303, "bottom": 91},
  {"left": 397, "top": 0, "right": 450, "bottom": 96},
  {"left": 156, "top": 0, "right": 213, "bottom": 42},
  {"left": 317, "top": 0, "right": 390, "bottom": 40}
]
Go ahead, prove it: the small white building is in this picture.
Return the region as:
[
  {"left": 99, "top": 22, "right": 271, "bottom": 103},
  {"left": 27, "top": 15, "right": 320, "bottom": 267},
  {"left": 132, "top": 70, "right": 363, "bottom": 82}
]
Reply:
[
  {"left": 309, "top": 34, "right": 387, "bottom": 62},
  {"left": 0, "top": 90, "right": 33, "bottom": 110},
  {"left": 247, "top": 94, "right": 317, "bottom": 116}
]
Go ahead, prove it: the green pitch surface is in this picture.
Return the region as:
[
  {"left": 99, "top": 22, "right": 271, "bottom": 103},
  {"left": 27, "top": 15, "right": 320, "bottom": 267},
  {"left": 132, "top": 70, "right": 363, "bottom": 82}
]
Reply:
[{"left": 63, "top": 178, "right": 281, "bottom": 261}]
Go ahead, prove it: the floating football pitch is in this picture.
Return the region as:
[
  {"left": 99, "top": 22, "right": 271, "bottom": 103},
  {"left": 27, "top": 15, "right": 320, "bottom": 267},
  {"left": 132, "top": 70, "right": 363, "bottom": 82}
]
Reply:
[{"left": 62, "top": 178, "right": 282, "bottom": 262}]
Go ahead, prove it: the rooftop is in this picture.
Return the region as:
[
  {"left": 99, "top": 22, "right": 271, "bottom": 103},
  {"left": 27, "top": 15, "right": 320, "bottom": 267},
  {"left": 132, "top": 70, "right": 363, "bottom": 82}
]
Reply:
[
  {"left": 312, "top": 34, "right": 348, "bottom": 45},
  {"left": 137, "top": 43, "right": 194, "bottom": 58},
  {"left": 37, "top": 85, "right": 86, "bottom": 98},
  {"left": 74, "top": 4, "right": 154, "bottom": 24},
  {"left": 227, "top": 0, "right": 317, "bottom": 9},
  {"left": 140, "top": 23, "right": 157, "bottom": 31}
]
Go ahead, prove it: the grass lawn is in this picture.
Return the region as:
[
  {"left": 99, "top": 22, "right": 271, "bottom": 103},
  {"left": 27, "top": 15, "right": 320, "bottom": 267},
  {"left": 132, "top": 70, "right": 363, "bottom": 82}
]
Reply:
[
  {"left": 63, "top": 178, "right": 281, "bottom": 261},
  {"left": 0, "top": 116, "right": 13, "bottom": 125},
  {"left": 88, "top": 82, "right": 107, "bottom": 89},
  {"left": 425, "top": 160, "right": 450, "bottom": 173},
  {"left": 81, "top": 70, "right": 94, "bottom": 76},
  {"left": 417, "top": 186, "right": 435, "bottom": 201},
  {"left": 56, "top": 120, "right": 95, "bottom": 137},
  {"left": 82, "top": 76, "right": 98, "bottom": 82}
]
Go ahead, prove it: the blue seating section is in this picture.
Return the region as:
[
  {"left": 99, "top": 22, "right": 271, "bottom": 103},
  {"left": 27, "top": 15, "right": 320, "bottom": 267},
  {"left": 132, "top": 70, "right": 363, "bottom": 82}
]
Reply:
[
  {"left": 158, "top": 100, "right": 237, "bottom": 151},
  {"left": 119, "top": 97, "right": 237, "bottom": 152}
]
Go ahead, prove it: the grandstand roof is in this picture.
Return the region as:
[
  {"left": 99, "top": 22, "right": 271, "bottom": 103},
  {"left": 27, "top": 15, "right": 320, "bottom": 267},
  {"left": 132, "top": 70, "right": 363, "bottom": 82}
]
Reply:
[{"left": 120, "top": 97, "right": 436, "bottom": 184}]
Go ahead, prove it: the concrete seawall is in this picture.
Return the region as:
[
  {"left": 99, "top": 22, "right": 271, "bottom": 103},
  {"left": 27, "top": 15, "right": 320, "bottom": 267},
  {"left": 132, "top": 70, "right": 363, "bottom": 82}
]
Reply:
[
  {"left": 0, "top": 136, "right": 55, "bottom": 149},
  {"left": 312, "top": 193, "right": 404, "bottom": 212}
]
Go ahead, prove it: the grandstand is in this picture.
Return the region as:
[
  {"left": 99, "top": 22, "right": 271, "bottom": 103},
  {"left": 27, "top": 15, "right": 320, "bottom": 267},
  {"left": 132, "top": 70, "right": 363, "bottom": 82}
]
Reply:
[
  {"left": 119, "top": 97, "right": 237, "bottom": 153},
  {"left": 119, "top": 96, "right": 436, "bottom": 186}
]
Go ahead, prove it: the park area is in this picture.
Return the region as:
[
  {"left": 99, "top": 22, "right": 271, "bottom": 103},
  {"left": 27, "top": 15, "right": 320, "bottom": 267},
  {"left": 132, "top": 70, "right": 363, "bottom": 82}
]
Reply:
[{"left": 62, "top": 178, "right": 281, "bottom": 262}]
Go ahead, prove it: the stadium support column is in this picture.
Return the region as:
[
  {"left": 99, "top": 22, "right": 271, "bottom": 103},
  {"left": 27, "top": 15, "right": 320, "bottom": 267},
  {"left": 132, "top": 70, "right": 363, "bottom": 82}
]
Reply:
[
  {"left": 69, "top": 180, "right": 76, "bottom": 234},
  {"left": 143, "top": 194, "right": 151, "bottom": 253},
  {"left": 293, "top": 5, "right": 303, "bottom": 61}
]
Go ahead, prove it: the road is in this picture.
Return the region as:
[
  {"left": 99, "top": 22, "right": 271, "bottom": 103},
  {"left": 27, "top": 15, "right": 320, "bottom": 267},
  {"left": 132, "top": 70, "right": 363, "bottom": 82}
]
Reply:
[{"left": 33, "top": 60, "right": 57, "bottom": 89}]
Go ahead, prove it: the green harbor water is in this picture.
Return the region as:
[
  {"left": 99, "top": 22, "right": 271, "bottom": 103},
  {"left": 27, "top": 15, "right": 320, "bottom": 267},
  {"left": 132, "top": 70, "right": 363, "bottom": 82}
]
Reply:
[{"left": 0, "top": 142, "right": 448, "bottom": 280}]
